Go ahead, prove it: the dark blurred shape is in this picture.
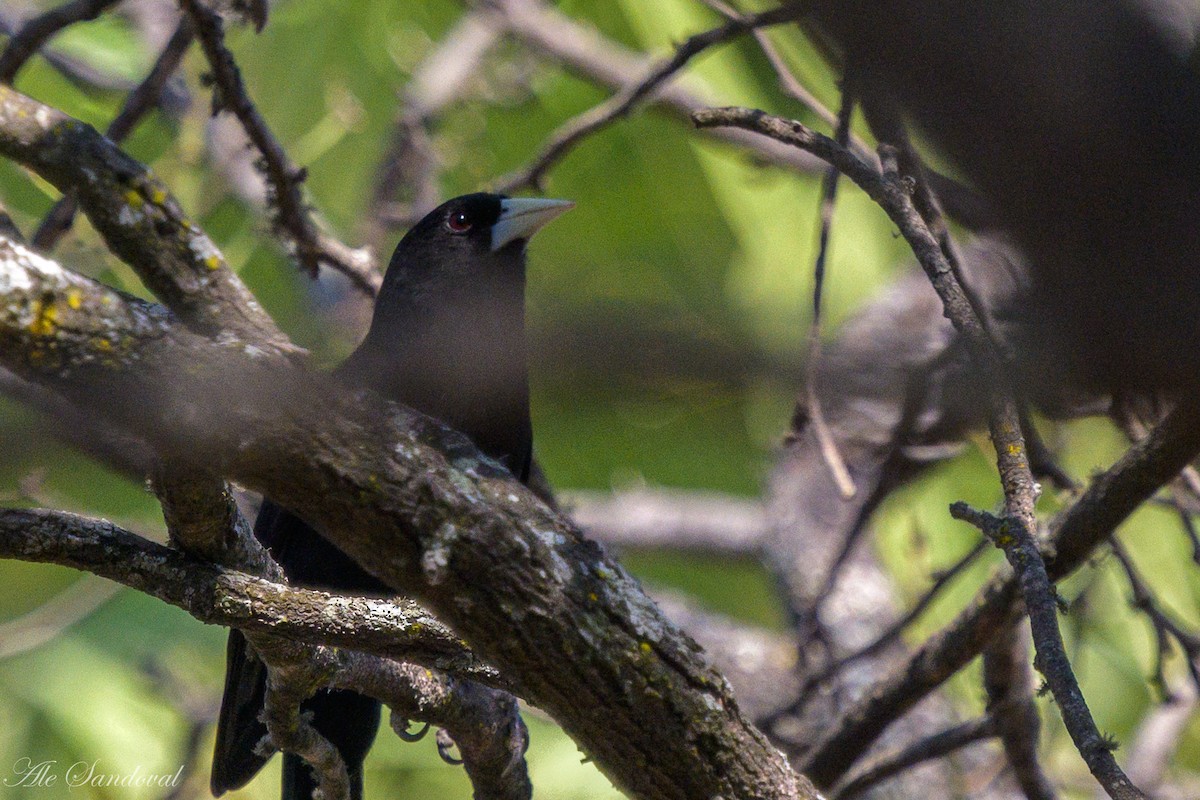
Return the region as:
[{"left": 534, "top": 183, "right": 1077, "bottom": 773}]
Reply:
[
  {"left": 808, "top": 0, "right": 1200, "bottom": 391},
  {"left": 768, "top": 237, "right": 1105, "bottom": 625}
]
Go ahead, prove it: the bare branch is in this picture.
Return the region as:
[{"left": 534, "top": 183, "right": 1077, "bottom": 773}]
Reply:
[
  {"left": 349, "top": 660, "right": 530, "bottom": 800},
  {"left": 179, "top": 0, "right": 380, "bottom": 296},
  {"left": 0, "top": 507, "right": 503, "bottom": 686},
  {"left": 261, "top": 656, "right": 353, "bottom": 800},
  {"left": 953, "top": 500, "right": 1135, "bottom": 798},
  {"left": 1110, "top": 539, "right": 1200, "bottom": 695},
  {"left": 804, "top": 81, "right": 857, "bottom": 498},
  {"left": 0, "top": 0, "right": 122, "bottom": 84},
  {"left": 501, "top": 4, "right": 805, "bottom": 191},
  {"left": 799, "top": 399, "right": 1200, "bottom": 785},
  {"left": 489, "top": 0, "right": 808, "bottom": 171},
  {"left": 829, "top": 717, "right": 997, "bottom": 800}
]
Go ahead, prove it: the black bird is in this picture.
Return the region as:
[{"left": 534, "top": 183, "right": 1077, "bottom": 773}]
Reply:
[{"left": 210, "top": 193, "right": 573, "bottom": 800}]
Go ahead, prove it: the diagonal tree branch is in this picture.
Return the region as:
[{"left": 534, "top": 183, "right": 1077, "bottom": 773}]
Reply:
[{"left": 0, "top": 235, "right": 816, "bottom": 800}]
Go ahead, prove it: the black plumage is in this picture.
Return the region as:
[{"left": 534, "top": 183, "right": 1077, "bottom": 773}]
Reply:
[{"left": 210, "top": 192, "right": 572, "bottom": 800}]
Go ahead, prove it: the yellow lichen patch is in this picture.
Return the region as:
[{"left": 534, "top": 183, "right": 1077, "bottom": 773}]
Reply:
[
  {"left": 1007, "top": 443, "right": 1022, "bottom": 456},
  {"left": 638, "top": 642, "right": 652, "bottom": 654},
  {"left": 92, "top": 337, "right": 112, "bottom": 352},
  {"left": 204, "top": 255, "right": 221, "bottom": 271},
  {"left": 123, "top": 188, "right": 144, "bottom": 208},
  {"left": 26, "top": 300, "right": 57, "bottom": 337},
  {"left": 588, "top": 592, "right": 598, "bottom": 602},
  {"left": 66, "top": 289, "right": 82, "bottom": 310},
  {"left": 150, "top": 187, "right": 167, "bottom": 205}
]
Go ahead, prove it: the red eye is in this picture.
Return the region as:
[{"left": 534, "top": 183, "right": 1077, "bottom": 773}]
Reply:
[{"left": 446, "top": 211, "right": 472, "bottom": 233}]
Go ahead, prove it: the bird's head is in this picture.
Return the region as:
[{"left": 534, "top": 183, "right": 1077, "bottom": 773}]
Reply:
[{"left": 380, "top": 193, "right": 573, "bottom": 303}]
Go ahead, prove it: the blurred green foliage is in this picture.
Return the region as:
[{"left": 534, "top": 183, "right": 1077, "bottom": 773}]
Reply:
[{"left": 0, "top": 1, "right": 1197, "bottom": 798}]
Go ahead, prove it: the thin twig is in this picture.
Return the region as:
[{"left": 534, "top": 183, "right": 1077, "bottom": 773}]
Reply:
[
  {"left": 698, "top": 0, "right": 873, "bottom": 156},
  {"left": 830, "top": 716, "right": 997, "bottom": 799},
  {"left": 0, "top": 0, "right": 122, "bottom": 84},
  {"left": 497, "top": 4, "right": 805, "bottom": 192},
  {"left": 1110, "top": 538, "right": 1200, "bottom": 695},
  {"left": 180, "top": 0, "right": 380, "bottom": 296},
  {"left": 861, "top": 104, "right": 1077, "bottom": 494},
  {"left": 805, "top": 80, "right": 856, "bottom": 498},
  {"left": 952, "top": 503, "right": 1143, "bottom": 800}
]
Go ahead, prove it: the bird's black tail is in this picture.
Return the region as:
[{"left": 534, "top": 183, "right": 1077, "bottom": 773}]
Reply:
[{"left": 211, "top": 629, "right": 272, "bottom": 795}]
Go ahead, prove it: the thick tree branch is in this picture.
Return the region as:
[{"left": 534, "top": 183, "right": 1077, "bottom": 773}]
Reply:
[{"left": 0, "top": 238, "right": 816, "bottom": 800}]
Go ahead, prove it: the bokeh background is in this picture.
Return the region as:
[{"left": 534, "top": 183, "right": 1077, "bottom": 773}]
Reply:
[{"left": 0, "top": 1, "right": 1197, "bottom": 797}]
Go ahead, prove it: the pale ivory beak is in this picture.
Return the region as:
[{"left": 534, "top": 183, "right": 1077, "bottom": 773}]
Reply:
[{"left": 491, "top": 197, "right": 574, "bottom": 251}]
